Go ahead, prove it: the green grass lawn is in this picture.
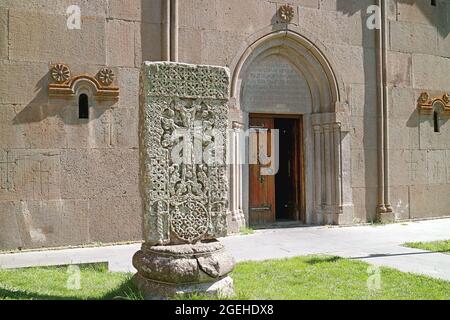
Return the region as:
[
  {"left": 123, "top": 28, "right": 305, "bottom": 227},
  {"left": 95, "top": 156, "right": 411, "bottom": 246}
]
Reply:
[
  {"left": 404, "top": 240, "right": 450, "bottom": 254},
  {"left": 1, "top": 256, "right": 449, "bottom": 300}
]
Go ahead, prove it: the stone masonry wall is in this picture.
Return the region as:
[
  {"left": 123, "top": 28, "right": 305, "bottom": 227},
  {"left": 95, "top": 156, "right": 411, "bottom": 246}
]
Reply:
[
  {"left": 387, "top": 0, "right": 450, "bottom": 220},
  {"left": 0, "top": 0, "right": 449, "bottom": 250},
  {"left": 0, "top": 0, "right": 163, "bottom": 250}
]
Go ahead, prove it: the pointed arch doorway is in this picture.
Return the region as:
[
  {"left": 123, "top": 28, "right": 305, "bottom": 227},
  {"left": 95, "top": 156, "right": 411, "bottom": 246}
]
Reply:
[{"left": 229, "top": 29, "right": 354, "bottom": 228}]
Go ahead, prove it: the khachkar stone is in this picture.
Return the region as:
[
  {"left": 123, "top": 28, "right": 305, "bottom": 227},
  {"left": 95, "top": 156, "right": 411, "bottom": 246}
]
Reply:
[{"left": 133, "top": 62, "right": 235, "bottom": 299}]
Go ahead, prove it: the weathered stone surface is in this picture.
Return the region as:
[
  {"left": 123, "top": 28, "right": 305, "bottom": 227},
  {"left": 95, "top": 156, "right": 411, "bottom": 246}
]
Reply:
[
  {"left": 134, "top": 61, "right": 234, "bottom": 299},
  {"left": 133, "top": 241, "right": 234, "bottom": 284},
  {"left": 9, "top": 10, "right": 106, "bottom": 64},
  {"left": 139, "top": 62, "right": 230, "bottom": 246},
  {"left": 133, "top": 273, "right": 234, "bottom": 300}
]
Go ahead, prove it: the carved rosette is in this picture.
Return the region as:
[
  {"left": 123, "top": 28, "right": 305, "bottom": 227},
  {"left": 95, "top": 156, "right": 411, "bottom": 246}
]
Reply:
[
  {"left": 417, "top": 92, "right": 450, "bottom": 115},
  {"left": 279, "top": 4, "right": 295, "bottom": 23},
  {"left": 140, "top": 62, "right": 230, "bottom": 246},
  {"left": 51, "top": 64, "right": 71, "bottom": 83},
  {"left": 97, "top": 68, "right": 115, "bottom": 86}
]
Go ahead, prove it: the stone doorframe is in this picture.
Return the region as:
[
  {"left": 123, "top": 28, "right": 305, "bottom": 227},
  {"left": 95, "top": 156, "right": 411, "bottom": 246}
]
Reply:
[{"left": 227, "top": 28, "right": 354, "bottom": 230}]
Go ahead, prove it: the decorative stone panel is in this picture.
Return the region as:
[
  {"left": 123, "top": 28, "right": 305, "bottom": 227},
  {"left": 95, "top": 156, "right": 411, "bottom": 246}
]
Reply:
[
  {"left": 48, "top": 63, "right": 119, "bottom": 100},
  {"left": 140, "top": 62, "right": 230, "bottom": 245},
  {"left": 417, "top": 92, "right": 450, "bottom": 115}
]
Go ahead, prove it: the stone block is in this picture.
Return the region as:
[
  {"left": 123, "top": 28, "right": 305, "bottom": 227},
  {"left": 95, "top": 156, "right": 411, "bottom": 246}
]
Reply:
[
  {"left": 0, "top": 0, "right": 108, "bottom": 17},
  {"left": 88, "top": 196, "right": 142, "bottom": 244},
  {"left": 134, "top": 22, "right": 162, "bottom": 66},
  {"left": 349, "top": 84, "right": 377, "bottom": 117},
  {"left": 61, "top": 148, "right": 139, "bottom": 200},
  {"left": 298, "top": 6, "right": 375, "bottom": 48},
  {"left": 389, "top": 149, "right": 412, "bottom": 186},
  {"left": 201, "top": 30, "right": 245, "bottom": 67},
  {"left": 60, "top": 149, "right": 90, "bottom": 200},
  {"left": 410, "top": 184, "right": 450, "bottom": 219},
  {"left": 350, "top": 116, "right": 377, "bottom": 150},
  {"left": 419, "top": 113, "right": 450, "bottom": 150},
  {"left": 389, "top": 87, "right": 417, "bottom": 118},
  {"left": 13, "top": 199, "right": 89, "bottom": 249},
  {"left": 387, "top": 51, "right": 412, "bottom": 88},
  {"left": 396, "top": 0, "right": 444, "bottom": 25},
  {"left": 178, "top": 28, "right": 203, "bottom": 65},
  {"left": 351, "top": 187, "right": 378, "bottom": 223},
  {"left": 214, "top": 0, "right": 276, "bottom": 35},
  {"left": 0, "top": 202, "right": 23, "bottom": 251},
  {"left": 87, "top": 148, "right": 139, "bottom": 199},
  {"left": 412, "top": 54, "right": 450, "bottom": 91},
  {"left": 106, "top": 19, "right": 136, "bottom": 68},
  {"left": 0, "top": 7, "right": 7, "bottom": 60},
  {"left": 389, "top": 117, "right": 419, "bottom": 150},
  {"left": 410, "top": 150, "right": 428, "bottom": 185},
  {"left": 57, "top": 105, "right": 112, "bottom": 149},
  {"left": 9, "top": 9, "right": 106, "bottom": 65},
  {"left": 0, "top": 149, "right": 62, "bottom": 202},
  {"left": 438, "top": 31, "right": 450, "bottom": 58},
  {"left": 117, "top": 67, "right": 140, "bottom": 109},
  {"left": 390, "top": 21, "right": 438, "bottom": 55},
  {"left": 108, "top": 0, "right": 162, "bottom": 23},
  {"left": 331, "top": 45, "right": 376, "bottom": 85},
  {"left": 390, "top": 185, "right": 410, "bottom": 220},
  {"left": 0, "top": 61, "right": 49, "bottom": 105},
  {"left": 111, "top": 107, "right": 139, "bottom": 148},
  {"left": 427, "top": 150, "right": 447, "bottom": 185},
  {"left": 351, "top": 148, "right": 378, "bottom": 188}
]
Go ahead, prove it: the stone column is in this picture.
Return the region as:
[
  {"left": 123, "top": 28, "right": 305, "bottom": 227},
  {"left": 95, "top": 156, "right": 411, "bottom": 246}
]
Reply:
[
  {"left": 333, "top": 123, "right": 343, "bottom": 223},
  {"left": 313, "top": 125, "right": 323, "bottom": 225},
  {"left": 228, "top": 121, "right": 245, "bottom": 232},
  {"left": 323, "top": 124, "right": 334, "bottom": 225},
  {"left": 133, "top": 62, "right": 235, "bottom": 299}
]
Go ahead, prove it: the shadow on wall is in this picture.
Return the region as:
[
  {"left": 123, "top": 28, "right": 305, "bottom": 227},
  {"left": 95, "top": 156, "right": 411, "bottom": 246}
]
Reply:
[{"left": 335, "top": 0, "right": 379, "bottom": 222}]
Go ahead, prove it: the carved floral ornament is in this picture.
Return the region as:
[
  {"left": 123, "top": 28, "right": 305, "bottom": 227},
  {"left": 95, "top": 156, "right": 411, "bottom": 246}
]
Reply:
[
  {"left": 48, "top": 63, "right": 119, "bottom": 100},
  {"left": 417, "top": 92, "right": 450, "bottom": 115},
  {"left": 279, "top": 4, "right": 295, "bottom": 23}
]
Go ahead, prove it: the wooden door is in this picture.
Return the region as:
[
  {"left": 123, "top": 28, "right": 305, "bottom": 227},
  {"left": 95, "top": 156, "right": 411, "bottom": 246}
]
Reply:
[{"left": 249, "top": 117, "right": 276, "bottom": 225}]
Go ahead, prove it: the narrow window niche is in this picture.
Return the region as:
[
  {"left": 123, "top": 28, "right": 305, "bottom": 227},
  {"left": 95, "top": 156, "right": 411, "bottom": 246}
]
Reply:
[
  {"left": 79, "top": 93, "right": 89, "bottom": 119},
  {"left": 433, "top": 111, "right": 440, "bottom": 133},
  {"left": 432, "top": 101, "right": 444, "bottom": 133}
]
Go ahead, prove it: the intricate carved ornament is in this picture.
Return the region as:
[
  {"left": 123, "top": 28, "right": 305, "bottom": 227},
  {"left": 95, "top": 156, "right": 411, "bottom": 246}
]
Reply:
[
  {"left": 279, "top": 4, "right": 295, "bottom": 23},
  {"left": 48, "top": 64, "right": 119, "bottom": 100},
  {"left": 144, "top": 63, "right": 229, "bottom": 100},
  {"left": 141, "top": 62, "right": 230, "bottom": 245},
  {"left": 51, "top": 64, "right": 71, "bottom": 83},
  {"left": 97, "top": 68, "right": 115, "bottom": 86},
  {"left": 417, "top": 92, "right": 450, "bottom": 115}
]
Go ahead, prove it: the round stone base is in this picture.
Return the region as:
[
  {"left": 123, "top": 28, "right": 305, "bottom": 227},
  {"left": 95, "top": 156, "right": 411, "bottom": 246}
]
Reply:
[
  {"left": 133, "top": 274, "right": 234, "bottom": 300},
  {"left": 132, "top": 240, "right": 235, "bottom": 300}
]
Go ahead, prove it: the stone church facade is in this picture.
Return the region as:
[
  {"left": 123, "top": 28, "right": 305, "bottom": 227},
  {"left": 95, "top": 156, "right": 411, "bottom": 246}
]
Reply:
[{"left": 0, "top": 0, "right": 449, "bottom": 251}]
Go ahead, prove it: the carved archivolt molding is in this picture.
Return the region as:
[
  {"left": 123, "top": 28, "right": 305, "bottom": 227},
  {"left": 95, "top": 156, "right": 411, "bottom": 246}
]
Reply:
[
  {"left": 279, "top": 4, "right": 295, "bottom": 23},
  {"left": 48, "top": 63, "right": 119, "bottom": 100},
  {"left": 417, "top": 92, "right": 450, "bottom": 115}
]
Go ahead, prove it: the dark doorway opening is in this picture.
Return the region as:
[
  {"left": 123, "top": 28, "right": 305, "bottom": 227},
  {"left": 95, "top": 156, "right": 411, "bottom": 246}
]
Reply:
[
  {"left": 275, "top": 118, "right": 300, "bottom": 221},
  {"left": 248, "top": 114, "right": 304, "bottom": 227}
]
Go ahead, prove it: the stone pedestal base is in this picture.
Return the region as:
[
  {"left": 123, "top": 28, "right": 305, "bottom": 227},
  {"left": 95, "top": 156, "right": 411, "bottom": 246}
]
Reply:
[{"left": 132, "top": 240, "right": 235, "bottom": 300}]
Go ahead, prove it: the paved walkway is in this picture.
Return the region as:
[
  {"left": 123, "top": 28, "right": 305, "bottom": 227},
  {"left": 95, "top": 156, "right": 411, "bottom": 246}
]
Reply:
[{"left": 1, "top": 219, "right": 449, "bottom": 281}]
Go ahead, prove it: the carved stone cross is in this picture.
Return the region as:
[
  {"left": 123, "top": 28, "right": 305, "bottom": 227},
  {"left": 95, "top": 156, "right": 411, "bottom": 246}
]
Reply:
[{"left": 133, "top": 62, "right": 235, "bottom": 299}]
